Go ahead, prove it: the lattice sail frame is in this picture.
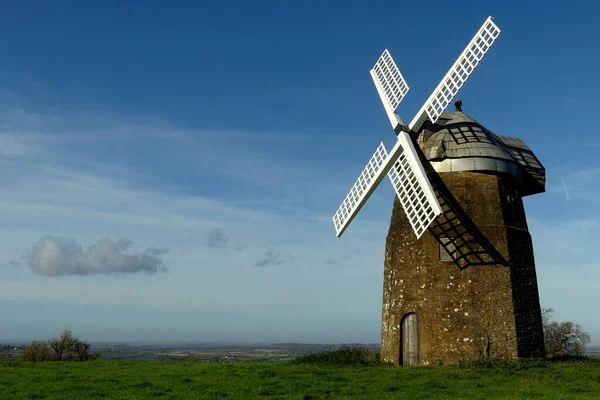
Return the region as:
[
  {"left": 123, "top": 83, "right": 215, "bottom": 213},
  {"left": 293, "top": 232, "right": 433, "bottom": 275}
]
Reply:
[
  {"left": 333, "top": 143, "right": 388, "bottom": 237},
  {"left": 372, "top": 50, "right": 409, "bottom": 111},
  {"left": 333, "top": 132, "right": 443, "bottom": 238},
  {"left": 387, "top": 132, "right": 443, "bottom": 238},
  {"left": 370, "top": 50, "right": 409, "bottom": 130},
  {"left": 408, "top": 16, "right": 501, "bottom": 131}
]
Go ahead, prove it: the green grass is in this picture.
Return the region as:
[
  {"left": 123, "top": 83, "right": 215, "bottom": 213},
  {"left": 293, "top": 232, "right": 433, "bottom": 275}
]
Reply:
[{"left": 2, "top": 359, "right": 600, "bottom": 399}]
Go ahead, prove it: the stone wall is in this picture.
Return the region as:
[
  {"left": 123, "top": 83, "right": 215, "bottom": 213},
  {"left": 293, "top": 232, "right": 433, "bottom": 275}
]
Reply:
[{"left": 381, "top": 171, "right": 545, "bottom": 365}]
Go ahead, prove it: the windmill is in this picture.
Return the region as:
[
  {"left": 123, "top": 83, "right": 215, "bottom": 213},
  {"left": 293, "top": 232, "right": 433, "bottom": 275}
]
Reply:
[{"left": 332, "top": 17, "right": 546, "bottom": 365}]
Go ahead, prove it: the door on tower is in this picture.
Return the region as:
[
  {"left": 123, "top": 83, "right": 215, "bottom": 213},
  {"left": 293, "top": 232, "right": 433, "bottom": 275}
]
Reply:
[{"left": 401, "top": 313, "right": 419, "bottom": 366}]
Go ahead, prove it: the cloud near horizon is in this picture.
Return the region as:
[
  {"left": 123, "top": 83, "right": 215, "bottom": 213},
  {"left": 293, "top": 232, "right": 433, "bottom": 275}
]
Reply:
[
  {"left": 206, "top": 228, "right": 229, "bottom": 248},
  {"left": 255, "top": 249, "right": 284, "bottom": 267},
  {"left": 29, "top": 236, "right": 168, "bottom": 277}
]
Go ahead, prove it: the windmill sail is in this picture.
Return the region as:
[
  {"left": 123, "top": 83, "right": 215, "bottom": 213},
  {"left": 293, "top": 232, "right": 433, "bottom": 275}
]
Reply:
[
  {"left": 333, "top": 143, "right": 389, "bottom": 237},
  {"left": 387, "top": 132, "right": 443, "bottom": 238},
  {"left": 370, "top": 49, "right": 410, "bottom": 130},
  {"left": 333, "top": 132, "right": 443, "bottom": 238},
  {"left": 408, "top": 16, "right": 501, "bottom": 132}
]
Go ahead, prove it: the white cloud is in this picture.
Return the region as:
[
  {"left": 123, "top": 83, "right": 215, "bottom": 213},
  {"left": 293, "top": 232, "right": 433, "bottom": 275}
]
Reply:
[{"left": 29, "top": 236, "right": 168, "bottom": 276}]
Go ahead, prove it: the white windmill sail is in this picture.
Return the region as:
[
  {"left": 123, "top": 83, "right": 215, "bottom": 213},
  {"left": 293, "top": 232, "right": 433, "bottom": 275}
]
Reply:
[
  {"left": 333, "top": 133, "right": 443, "bottom": 238},
  {"left": 333, "top": 143, "right": 389, "bottom": 237},
  {"left": 408, "top": 16, "right": 501, "bottom": 132},
  {"left": 370, "top": 49, "right": 409, "bottom": 130},
  {"left": 333, "top": 16, "right": 501, "bottom": 238},
  {"left": 387, "top": 132, "right": 443, "bottom": 238},
  {"left": 333, "top": 51, "right": 411, "bottom": 237}
]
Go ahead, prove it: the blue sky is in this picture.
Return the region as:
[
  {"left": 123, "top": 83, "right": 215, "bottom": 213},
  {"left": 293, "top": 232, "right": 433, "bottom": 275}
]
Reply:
[{"left": 1, "top": 1, "right": 599, "bottom": 345}]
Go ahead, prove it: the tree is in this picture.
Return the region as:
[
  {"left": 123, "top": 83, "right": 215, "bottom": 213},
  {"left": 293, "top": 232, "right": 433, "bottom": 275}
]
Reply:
[
  {"left": 20, "top": 329, "right": 99, "bottom": 362},
  {"left": 542, "top": 308, "right": 591, "bottom": 358},
  {"left": 48, "top": 329, "right": 75, "bottom": 361},
  {"left": 72, "top": 339, "right": 95, "bottom": 361}
]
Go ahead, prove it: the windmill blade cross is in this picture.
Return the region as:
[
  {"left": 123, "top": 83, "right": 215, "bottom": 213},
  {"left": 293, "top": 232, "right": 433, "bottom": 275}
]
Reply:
[{"left": 332, "top": 16, "right": 501, "bottom": 238}]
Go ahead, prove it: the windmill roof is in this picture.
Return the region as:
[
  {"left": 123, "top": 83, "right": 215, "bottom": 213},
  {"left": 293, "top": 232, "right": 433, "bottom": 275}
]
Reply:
[{"left": 418, "top": 110, "right": 546, "bottom": 196}]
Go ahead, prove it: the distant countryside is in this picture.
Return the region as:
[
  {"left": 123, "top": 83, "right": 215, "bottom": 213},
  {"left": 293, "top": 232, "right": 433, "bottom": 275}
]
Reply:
[
  {"left": 2, "top": 334, "right": 600, "bottom": 399},
  {"left": 1, "top": 341, "right": 599, "bottom": 364}
]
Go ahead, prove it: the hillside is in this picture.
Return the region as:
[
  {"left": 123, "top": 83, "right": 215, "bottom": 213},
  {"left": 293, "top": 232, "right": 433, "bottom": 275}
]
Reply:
[{"left": 2, "top": 359, "right": 600, "bottom": 399}]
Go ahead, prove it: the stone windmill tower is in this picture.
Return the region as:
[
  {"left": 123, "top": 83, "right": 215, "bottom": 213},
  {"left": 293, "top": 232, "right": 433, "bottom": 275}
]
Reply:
[
  {"left": 332, "top": 17, "right": 546, "bottom": 365},
  {"left": 381, "top": 100, "right": 546, "bottom": 365}
]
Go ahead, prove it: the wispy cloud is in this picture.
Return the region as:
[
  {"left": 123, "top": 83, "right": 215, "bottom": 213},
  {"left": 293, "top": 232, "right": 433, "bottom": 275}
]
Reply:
[
  {"left": 0, "top": 101, "right": 391, "bottom": 338},
  {"left": 28, "top": 236, "right": 168, "bottom": 277},
  {"left": 205, "top": 228, "right": 229, "bottom": 248},
  {"left": 325, "top": 257, "right": 343, "bottom": 270},
  {"left": 560, "top": 177, "right": 570, "bottom": 202},
  {"left": 530, "top": 217, "right": 600, "bottom": 273},
  {"left": 255, "top": 249, "right": 284, "bottom": 267},
  {"left": 0, "top": 135, "right": 36, "bottom": 156},
  {"left": 548, "top": 168, "right": 600, "bottom": 202},
  {"left": 0, "top": 105, "right": 390, "bottom": 251}
]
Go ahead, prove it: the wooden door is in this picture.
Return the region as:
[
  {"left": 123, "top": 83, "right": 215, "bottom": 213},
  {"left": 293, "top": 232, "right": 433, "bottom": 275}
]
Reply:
[{"left": 401, "top": 313, "right": 419, "bottom": 366}]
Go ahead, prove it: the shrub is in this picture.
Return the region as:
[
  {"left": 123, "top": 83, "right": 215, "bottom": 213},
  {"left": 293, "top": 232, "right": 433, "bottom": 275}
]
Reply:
[
  {"left": 19, "top": 329, "right": 99, "bottom": 362},
  {"left": 19, "top": 341, "right": 53, "bottom": 362},
  {"left": 291, "top": 347, "right": 381, "bottom": 365}
]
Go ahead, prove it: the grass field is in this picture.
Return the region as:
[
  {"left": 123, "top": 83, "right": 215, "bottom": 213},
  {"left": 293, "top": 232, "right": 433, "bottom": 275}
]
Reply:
[{"left": 2, "top": 360, "right": 600, "bottom": 399}]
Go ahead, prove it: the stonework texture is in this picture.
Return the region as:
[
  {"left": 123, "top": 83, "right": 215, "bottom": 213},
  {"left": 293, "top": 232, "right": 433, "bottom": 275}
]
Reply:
[{"left": 381, "top": 171, "right": 545, "bottom": 365}]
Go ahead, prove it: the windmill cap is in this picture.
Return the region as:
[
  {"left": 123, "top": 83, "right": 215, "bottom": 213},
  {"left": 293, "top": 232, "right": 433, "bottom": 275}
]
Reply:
[{"left": 418, "top": 109, "right": 546, "bottom": 197}]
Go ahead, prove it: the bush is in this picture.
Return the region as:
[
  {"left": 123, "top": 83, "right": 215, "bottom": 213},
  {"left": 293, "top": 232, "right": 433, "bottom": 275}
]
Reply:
[
  {"left": 19, "top": 342, "right": 53, "bottom": 362},
  {"left": 19, "top": 329, "right": 99, "bottom": 362},
  {"left": 291, "top": 347, "right": 381, "bottom": 365}
]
